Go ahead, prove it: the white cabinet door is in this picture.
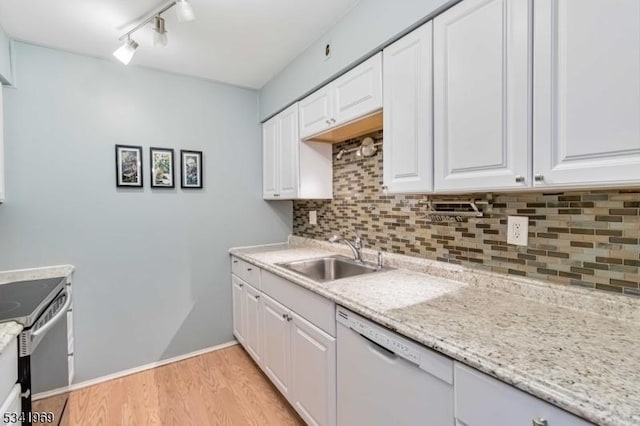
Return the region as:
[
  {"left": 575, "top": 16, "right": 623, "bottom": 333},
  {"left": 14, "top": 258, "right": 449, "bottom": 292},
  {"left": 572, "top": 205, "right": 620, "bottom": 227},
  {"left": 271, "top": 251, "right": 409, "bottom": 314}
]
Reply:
[
  {"left": 533, "top": 0, "right": 640, "bottom": 188},
  {"left": 455, "top": 363, "right": 591, "bottom": 426},
  {"left": 243, "top": 283, "right": 262, "bottom": 367},
  {"left": 262, "top": 116, "right": 279, "bottom": 199},
  {"left": 231, "top": 276, "right": 245, "bottom": 345},
  {"left": 277, "top": 103, "right": 300, "bottom": 199},
  {"left": 383, "top": 21, "right": 433, "bottom": 194},
  {"left": 332, "top": 53, "right": 383, "bottom": 127},
  {"left": 290, "top": 312, "right": 336, "bottom": 426},
  {"left": 299, "top": 86, "right": 333, "bottom": 139},
  {"left": 261, "top": 294, "right": 292, "bottom": 400},
  {"left": 434, "top": 0, "right": 532, "bottom": 192}
]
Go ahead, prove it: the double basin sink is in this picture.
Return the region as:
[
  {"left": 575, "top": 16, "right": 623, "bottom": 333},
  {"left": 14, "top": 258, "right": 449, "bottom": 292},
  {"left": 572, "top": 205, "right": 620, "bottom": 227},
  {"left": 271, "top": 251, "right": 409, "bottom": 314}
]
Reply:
[{"left": 277, "top": 255, "right": 389, "bottom": 282}]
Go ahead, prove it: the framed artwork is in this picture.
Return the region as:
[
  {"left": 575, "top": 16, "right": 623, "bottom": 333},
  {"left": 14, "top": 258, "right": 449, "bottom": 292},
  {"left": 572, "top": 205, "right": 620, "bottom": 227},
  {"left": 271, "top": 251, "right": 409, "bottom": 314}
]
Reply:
[
  {"left": 180, "top": 150, "right": 203, "bottom": 189},
  {"left": 150, "top": 147, "right": 175, "bottom": 188},
  {"left": 115, "top": 145, "right": 143, "bottom": 187}
]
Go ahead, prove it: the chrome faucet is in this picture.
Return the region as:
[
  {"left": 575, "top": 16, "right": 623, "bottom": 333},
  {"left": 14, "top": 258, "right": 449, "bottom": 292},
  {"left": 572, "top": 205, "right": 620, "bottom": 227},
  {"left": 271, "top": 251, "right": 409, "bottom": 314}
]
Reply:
[{"left": 328, "top": 234, "right": 364, "bottom": 263}]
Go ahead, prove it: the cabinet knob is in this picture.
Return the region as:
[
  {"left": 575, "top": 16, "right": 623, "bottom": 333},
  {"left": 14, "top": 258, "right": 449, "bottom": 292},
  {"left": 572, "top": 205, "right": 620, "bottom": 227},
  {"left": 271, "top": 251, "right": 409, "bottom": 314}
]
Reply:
[
  {"left": 325, "top": 119, "right": 331, "bottom": 125},
  {"left": 282, "top": 313, "right": 287, "bottom": 319},
  {"left": 534, "top": 174, "right": 544, "bottom": 182},
  {"left": 239, "top": 283, "right": 244, "bottom": 288},
  {"left": 286, "top": 315, "right": 292, "bottom": 322},
  {"left": 532, "top": 419, "right": 548, "bottom": 426},
  {"left": 330, "top": 118, "right": 336, "bottom": 123},
  {"left": 515, "top": 175, "right": 525, "bottom": 183}
]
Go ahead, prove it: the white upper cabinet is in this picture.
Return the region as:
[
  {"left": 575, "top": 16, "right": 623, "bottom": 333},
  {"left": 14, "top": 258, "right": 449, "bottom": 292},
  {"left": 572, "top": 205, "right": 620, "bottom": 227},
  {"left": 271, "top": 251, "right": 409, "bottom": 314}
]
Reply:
[
  {"left": 332, "top": 53, "right": 382, "bottom": 126},
  {"left": 434, "top": 0, "right": 532, "bottom": 193},
  {"left": 277, "top": 104, "right": 300, "bottom": 199},
  {"left": 263, "top": 103, "right": 332, "bottom": 200},
  {"left": 383, "top": 21, "right": 433, "bottom": 194},
  {"left": 299, "top": 86, "right": 333, "bottom": 139},
  {"left": 262, "top": 116, "right": 279, "bottom": 199},
  {"left": 299, "top": 53, "right": 382, "bottom": 140},
  {"left": 533, "top": 0, "right": 640, "bottom": 188}
]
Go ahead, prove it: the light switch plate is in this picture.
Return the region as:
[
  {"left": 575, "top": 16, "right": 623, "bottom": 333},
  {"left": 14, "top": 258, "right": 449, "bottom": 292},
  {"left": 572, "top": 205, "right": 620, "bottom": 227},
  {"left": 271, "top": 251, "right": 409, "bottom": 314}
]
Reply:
[
  {"left": 309, "top": 210, "right": 317, "bottom": 225},
  {"left": 507, "top": 216, "right": 529, "bottom": 246}
]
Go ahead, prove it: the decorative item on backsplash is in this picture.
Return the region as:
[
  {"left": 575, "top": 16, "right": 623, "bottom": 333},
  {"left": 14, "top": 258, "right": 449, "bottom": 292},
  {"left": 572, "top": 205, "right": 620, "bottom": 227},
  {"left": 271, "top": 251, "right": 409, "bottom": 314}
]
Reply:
[{"left": 293, "top": 132, "right": 640, "bottom": 296}]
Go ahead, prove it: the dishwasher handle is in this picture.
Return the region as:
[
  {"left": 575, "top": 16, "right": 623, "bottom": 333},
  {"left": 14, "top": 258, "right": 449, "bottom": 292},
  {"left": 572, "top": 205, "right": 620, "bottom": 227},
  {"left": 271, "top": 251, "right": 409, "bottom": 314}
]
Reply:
[{"left": 359, "top": 333, "right": 401, "bottom": 362}]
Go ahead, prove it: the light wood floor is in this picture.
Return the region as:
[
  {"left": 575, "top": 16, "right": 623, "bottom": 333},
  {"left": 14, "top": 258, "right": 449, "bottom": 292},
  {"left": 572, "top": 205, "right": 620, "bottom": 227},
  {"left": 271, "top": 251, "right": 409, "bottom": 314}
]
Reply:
[{"left": 34, "top": 345, "right": 304, "bottom": 426}]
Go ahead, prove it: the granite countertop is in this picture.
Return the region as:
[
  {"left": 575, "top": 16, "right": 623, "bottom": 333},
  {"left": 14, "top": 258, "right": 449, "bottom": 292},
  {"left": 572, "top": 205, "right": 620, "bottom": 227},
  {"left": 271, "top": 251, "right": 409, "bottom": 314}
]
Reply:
[
  {"left": 0, "top": 265, "right": 75, "bottom": 353},
  {"left": 230, "top": 238, "right": 640, "bottom": 426}
]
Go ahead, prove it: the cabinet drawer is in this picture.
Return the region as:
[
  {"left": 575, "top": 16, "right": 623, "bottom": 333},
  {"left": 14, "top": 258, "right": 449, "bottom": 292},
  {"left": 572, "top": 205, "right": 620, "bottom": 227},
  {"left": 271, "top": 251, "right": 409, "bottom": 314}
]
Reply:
[
  {"left": 454, "top": 363, "right": 592, "bottom": 426},
  {"left": 0, "top": 338, "right": 17, "bottom": 406},
  {"left": 261, "top": 270, "right": 335, "bottom": 337},
  {"left": 231, "top": 256, "right": 261, "bottom": 289}
]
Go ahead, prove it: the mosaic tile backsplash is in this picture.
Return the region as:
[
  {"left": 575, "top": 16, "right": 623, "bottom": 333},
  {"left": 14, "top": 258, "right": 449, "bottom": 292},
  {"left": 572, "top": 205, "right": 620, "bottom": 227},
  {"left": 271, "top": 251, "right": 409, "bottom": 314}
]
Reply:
[{"left": 293, "top": 133, "right": 640, "bottom": 297}]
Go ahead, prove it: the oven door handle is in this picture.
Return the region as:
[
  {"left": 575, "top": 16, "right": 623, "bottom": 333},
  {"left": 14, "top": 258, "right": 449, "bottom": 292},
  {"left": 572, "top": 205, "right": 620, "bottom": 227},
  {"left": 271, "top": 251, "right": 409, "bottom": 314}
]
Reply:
[{"left": 31, "top": 292, "right": 71, "bottom": 340}]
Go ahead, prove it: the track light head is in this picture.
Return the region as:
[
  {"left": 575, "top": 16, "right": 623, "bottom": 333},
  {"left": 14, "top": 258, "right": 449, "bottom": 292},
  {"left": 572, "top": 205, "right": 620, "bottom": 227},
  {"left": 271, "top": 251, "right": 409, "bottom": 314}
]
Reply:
[
  {"left": 176, "top": 0, "right": 196, "bottom": 22},
  {"left": 153, "top": 16, "right": 168, "bottom": 47},
  {"left": 113, "top": 38, "right": 139, "bottom": 65}
]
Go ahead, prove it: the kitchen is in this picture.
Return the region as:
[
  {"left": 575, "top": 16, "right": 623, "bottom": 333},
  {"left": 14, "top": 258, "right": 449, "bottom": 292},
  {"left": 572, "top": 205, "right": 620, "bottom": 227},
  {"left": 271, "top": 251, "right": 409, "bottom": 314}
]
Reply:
[{"left": 0, "top": 0, "right": 638, "bottom": 425}]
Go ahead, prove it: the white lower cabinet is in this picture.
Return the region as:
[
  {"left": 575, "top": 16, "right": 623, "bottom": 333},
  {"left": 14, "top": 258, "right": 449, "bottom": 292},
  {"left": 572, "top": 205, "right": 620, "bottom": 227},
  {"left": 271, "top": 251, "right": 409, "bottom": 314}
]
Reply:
[
  {"left": 261, "top": 293, "right": 292, "bottom": 399},
  {"left": 232, "top": 263, "right": 336, "bottom": 426},
  {"left": 243, "top": 284, "right": 262, "bottom": 366},
  {"left": 291, "top": 312, "right": 336, "bottom": 426},
  {"left": 454, "top": 363, "right": 591, "bottom": 426},
  {"left": 231, "top": 275, "right": 245, "bottom": 345}
]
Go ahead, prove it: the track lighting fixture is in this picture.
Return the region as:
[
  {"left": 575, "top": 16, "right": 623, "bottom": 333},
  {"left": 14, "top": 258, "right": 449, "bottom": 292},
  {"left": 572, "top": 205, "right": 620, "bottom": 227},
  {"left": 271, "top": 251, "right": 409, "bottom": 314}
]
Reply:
[
  {"left": 113, "top": 0, "right": 196, "bottom": 65},
  {"left": 153, "top": 16, "right": 168, "bottom": 47},
  {"left": 113, "top": 37, "right": 139, "bottom": 65}
]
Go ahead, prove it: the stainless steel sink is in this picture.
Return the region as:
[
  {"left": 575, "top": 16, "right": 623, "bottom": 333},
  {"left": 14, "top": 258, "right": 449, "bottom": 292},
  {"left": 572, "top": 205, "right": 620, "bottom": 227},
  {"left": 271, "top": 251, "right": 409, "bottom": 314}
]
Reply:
[{"left": 277, "top": 256, "right": 386, "bottom": 282}]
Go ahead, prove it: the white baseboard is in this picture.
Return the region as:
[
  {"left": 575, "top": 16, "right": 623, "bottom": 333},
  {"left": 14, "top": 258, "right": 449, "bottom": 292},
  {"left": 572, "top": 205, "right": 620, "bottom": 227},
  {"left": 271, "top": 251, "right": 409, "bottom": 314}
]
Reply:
[{"left": 33, "top": 340, "right": 239, "bottom": 401}]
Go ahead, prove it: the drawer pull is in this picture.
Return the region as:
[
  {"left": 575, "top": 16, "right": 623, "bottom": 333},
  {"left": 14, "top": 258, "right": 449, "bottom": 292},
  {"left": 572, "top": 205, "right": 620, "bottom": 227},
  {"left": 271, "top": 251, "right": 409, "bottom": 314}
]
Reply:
[
  {"left": 233, "top": 260, "right": 238, "bottom": 264},
  {"left": 532, "top": 419, "right": 548, "bottom": 426},
  {"left": 515, "top": 175, "right": 524, "bottom": 183},
  {"left": 247, "top": 268, "right": 253, "bottom": 272},
  {"left": 534, "top": 174, "right": 544, "bottom": 182}
]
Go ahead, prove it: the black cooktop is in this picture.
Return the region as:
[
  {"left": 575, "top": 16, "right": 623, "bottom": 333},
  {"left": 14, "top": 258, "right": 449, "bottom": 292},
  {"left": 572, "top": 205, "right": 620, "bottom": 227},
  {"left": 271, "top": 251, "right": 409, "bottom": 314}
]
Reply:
[{"left": 0, "top": 277, "right": 66, "bottom": 326}]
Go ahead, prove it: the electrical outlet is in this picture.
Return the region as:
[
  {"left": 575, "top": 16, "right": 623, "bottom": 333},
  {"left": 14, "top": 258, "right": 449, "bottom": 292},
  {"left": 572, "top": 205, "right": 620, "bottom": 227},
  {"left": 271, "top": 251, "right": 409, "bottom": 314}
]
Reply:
[
  {"left": 507, "top": 216, "right": 529, "bottom": 246},
  {"left": 309, "top": 210, "right": 317, "bottom": 225}
]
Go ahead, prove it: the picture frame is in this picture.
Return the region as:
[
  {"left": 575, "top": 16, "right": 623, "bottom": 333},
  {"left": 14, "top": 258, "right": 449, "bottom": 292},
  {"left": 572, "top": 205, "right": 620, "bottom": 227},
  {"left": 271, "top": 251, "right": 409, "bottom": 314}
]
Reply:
[
  {"left": 180, "top": 150, "right": 203, "bottom": 189},
  {"left": 149, "top": 147, "right": 175, "bottom": 188},
  {"left": 115, "top": 144, "right": 143, "bottom": 187}
]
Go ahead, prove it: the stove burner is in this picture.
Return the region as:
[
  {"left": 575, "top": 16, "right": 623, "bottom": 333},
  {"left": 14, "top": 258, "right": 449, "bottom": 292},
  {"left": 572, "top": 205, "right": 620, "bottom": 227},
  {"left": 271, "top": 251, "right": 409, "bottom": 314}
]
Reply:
[{"left": 0, "top": 301, "right": 21, "bottom": 315}]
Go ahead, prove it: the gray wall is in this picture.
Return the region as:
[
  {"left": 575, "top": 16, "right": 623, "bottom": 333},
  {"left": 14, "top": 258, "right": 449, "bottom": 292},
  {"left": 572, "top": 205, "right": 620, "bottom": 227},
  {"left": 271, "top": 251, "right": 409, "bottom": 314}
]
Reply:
[
  {"left": 0, "top": 42, "right": 292, "bottom": 383},
  {"left": 258, "top": 0, "right": 455, "bottom": 121},
  {"left": 0, "top": 25, "right": 12, "bottom": 84}
]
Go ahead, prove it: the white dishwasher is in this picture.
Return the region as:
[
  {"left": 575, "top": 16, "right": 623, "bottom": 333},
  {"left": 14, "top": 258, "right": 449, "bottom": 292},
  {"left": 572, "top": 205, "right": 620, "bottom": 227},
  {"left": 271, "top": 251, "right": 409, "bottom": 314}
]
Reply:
[{"left": 336, "top": 307, "right": 454, "bottom": 426}]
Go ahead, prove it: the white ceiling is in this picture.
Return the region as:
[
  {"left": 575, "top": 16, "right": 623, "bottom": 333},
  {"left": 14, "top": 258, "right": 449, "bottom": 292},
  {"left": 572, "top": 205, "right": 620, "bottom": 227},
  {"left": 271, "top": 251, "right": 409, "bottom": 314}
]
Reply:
[{"left": 0, "top": 0, "right": 360, "bottom": 89}]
